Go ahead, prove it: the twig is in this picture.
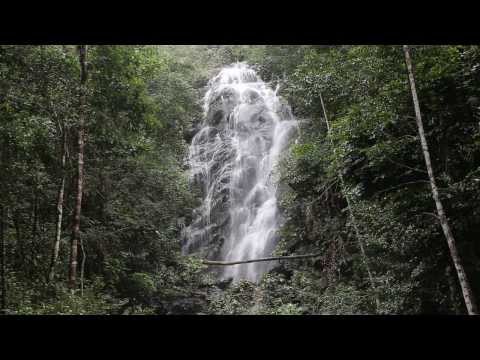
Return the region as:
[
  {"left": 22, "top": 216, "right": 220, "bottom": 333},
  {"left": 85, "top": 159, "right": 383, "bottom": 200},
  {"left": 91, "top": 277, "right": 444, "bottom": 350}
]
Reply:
[
  {"left": 373, "top": 180, "right": 429, "bottom": 197},
  {"left": 384, "top": 156, "right": 427, "bottom": 174},
  {"left": 422, "top": 212, "right": 440, "bottom": 220},
  {"left": 319, "top": 179, "right": 340, "bottom": 200}
]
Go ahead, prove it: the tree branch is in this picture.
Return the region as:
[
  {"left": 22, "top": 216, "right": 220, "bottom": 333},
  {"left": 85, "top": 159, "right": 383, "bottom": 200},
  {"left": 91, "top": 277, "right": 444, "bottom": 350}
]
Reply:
[
  {"left": 201, "top": 253, "right": 322, "bottom": 266},
  {"left": 384, "top": 156, "right": 427, "bottom": 174}
]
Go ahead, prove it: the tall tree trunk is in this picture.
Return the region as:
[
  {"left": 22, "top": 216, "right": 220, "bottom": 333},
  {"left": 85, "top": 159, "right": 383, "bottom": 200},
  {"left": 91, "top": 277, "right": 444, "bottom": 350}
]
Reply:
[
  {"left": 69, "top": 45, "right": 88, "bottom": 290},
  {"left": 13, "top": 211, "right": 23, "bottom": 269},
  {"left": 80, "top": 237, "right": 86, "bottom": 296},
  {"left": 48, "top": 129, "right": 67, "bottom": 282},
  {"left": 403, "top": 45, "right": 478, "bottom": 315},
  {"left": 1, "top": 206, "right": 6, "bottom": 313},
  {"left": 30, "top": 188, "right": 38, "bottom": 273},
  {"left": 319, "top": 92, "right": 380, "bottom": 312}
]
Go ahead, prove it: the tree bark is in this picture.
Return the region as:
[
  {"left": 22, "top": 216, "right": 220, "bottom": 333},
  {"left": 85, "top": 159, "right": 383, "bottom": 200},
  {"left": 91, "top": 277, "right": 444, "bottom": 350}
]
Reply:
[
  {"left": 1, "top": 206, "right": 6, "bottom": 313},
  {"left": 30, "top": 188, "right": 38, "bottom": 272},
  {"left": 13, "top": 211, "right": 23, "bottom": 269},
  {"left": 403, "top": 45, "right": 478, "bottom": 315},
  {"left": 48, "top": 129, "right": 67, "bottom": 282},
  {"left": 80, "top": 236, "right": 86, "bottom": 296},
  {"left": 69, "top": 45, "right": 88, "bottom": 290},
  {"left": 202, "top": 253, "right": 323, "bottom": 266},
  {"left": 319, "top": 92, "right": 380, "bottom": 312}
]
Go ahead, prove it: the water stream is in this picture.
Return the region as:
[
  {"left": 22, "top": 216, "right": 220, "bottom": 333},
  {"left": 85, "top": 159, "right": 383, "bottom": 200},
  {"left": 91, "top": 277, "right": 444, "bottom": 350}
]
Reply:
[{"left": 183, "top": 63, "right": 298, "bottom": 282}]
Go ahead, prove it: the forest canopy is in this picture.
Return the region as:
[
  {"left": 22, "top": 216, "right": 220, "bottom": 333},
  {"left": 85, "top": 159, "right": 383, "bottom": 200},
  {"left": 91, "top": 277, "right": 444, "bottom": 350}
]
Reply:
[{"left": 1, "top": 45, "right": 479, "bottom": 315}]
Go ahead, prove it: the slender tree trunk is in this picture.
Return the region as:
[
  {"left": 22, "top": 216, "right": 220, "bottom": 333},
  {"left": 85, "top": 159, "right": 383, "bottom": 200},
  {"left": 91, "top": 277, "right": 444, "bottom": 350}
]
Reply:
[
  {"left": 13, "top": 211, "right": 23, "bottom": 269},
  {"left": 48, "top": 130, "right": 67, "bottom": 282},
  {"left": 1, "top": 206, "right": 6, "bottom": 313},
  {"left": 69, "top": 45, "right": 88, "bottom": 290},
  {"left": 320, "top": 92, "right": 380, "bottom": 312},
  {"left": 30, "top": 189, "right": 38, "bottom": 272},
  {"left": 80, "top": 236, "right": 86, "bottom": 296},
  {"left": 403, "top": 45, "right": 478, "bottom": 315}
]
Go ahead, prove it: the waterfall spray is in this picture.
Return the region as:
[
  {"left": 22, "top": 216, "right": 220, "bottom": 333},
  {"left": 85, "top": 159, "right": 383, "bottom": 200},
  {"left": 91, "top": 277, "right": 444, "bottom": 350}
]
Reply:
[{"left": 183, "top": 63, "right": 298, "bottom": 282}]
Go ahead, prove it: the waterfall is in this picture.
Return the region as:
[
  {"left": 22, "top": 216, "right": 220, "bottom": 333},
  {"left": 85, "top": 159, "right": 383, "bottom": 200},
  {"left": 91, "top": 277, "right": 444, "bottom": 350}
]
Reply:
[{"left": 183, "top": 62, "right": 298, "bottom": 282}]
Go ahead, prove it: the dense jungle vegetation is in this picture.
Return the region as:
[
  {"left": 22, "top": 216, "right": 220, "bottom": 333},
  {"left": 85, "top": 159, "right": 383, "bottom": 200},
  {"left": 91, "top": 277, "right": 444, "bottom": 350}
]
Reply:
[{"left": 1, "top": 45, "right": 479, "bottom": 314}]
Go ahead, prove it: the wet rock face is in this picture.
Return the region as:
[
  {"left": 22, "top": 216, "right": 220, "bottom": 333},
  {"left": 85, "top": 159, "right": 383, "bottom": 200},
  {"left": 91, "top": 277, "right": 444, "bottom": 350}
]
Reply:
[
  {"left": 215, "top": 278, "right": 233, "bottom": 291},
  {"left": 182, "top": 63, "right": 298, "bottom": 283},
  {"left": 183, "top": 122, "right": 201, "bottom": 143}
]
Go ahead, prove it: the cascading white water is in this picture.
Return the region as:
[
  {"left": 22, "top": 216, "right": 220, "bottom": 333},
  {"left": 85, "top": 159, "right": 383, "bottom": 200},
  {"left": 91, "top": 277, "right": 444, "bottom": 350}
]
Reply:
[{"left": 183, "top": 62, "right": 298, "bottom": 282}]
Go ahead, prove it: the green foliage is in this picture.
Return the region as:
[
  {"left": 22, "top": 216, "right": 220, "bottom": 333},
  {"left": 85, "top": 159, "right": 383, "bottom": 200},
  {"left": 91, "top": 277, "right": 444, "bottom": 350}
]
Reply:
[
  {"left": 0, "top": 45, "right": 206, "bottom": 314},
  {"left": 208, "top": 280, "right": 257, "bottom": 315},
  {"left": 8, "top": 275, "right": 114, "bottom": 315},
  {"left": 271, "top": 45, "right": 480, "bottom": 314},
  {"left": 2, "top": 45, "right": 480, "bottom": 315}
]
